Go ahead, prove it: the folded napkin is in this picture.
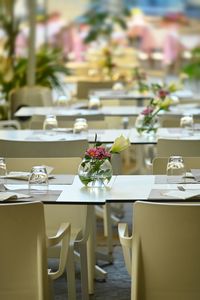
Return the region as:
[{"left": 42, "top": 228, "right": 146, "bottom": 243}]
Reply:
[
  {"left": 0, "top": 192, "right": 32, "bottom": 201},
  {"left": 6, "top": 166, "right": 54, "bottom": 181},
  {"left": 6, "top": 172, "right": 31, "bottom": 180},
  {"left": 163, "top": 190, "right": 200, "bottom": 200}
]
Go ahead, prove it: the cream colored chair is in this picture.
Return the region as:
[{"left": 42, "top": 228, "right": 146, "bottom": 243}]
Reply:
[
  {"left": 0, "top": 201, "right": 70, "bottom": 300},
  {"left": 76, "top": 81, "right": 114, "bottom": 99},
  {"left": 153, "top": 156, "right": 200, "bottom": 174},
  {"left": 0, "top": 139, "right": 88, "bottom": 158},
  {"left": 0, "top": 120, "right": 21, "bottom": 129},
  {"left": 2, "top": 137, "right": 89, "bottom": 300},
  {"left": 30, "top": 114, "right": 107, "bottom": 130},
  {"left": 119, "top": 201, "right": 200, "bottom": 300},
  {"left": 10, "top": 86, "right": 53, "bottom": 118},
  {"left": 157, "top": 138, "right": 200, "bottom": 157}
]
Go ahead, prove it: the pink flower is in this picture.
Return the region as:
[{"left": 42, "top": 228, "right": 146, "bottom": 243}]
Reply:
[
  {"left": 142, "top": 107, "right": 154, "bottom": 115},
  {"left": 86, "top": 146, "right": 111, "bottom": 160},
  {"left": 158, "top": 89, "right": 169, "bottom": 99}
]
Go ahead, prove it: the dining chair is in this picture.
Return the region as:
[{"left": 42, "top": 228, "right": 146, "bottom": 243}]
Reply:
[
  {"left": 0, "top": 120, "right": 21, "bottom": 129},
  {"left": 0, "top": 139, "right": 88, "bottom": 158},
  {"left": 2, "top": 137, "right": 90, "bottom": 298},
  {"left": 76, "top": 80, "right": 114, "bottom": 99},
  {"left": 9, "top": 86, "right": 53, "bottom": 118},
  {"left": 157, "top": 138, "right": 200, "bottom": 157},
  {"left": 118, "top": 201, "right": 200, "bottom": 300},
  {"left": 0, "top": 201, "right": 70, "bottom": 300},
  {"left": 29, "top": 114, "right": 107, "bottom": 130},
  {"left": 152, "top": 156, "right": 200, "bottom": 174}
]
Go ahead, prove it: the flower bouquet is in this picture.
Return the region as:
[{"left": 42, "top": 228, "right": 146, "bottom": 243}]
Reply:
[
  {"left": 135, "top": 82, "right": 179, "bottom": 135},
  {"left": 78, "top": 134, "right": 130, "bottom": 187}
]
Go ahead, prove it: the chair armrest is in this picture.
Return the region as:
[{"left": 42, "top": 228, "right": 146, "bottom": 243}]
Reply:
[
  {"left": 118, "top": 223, "right": 132, "bottom": 276},
  {"left": 47, "top": 222, "right": 71, "bottom": 280}
]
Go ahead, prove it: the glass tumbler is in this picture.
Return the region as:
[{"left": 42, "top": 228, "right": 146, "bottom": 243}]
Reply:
[
  {"left": 28, "top": 166, "right": 49, "bottom": 193},
  {"left": 0, "top": 157, "right": 7, "bottom": 183},
  {"left": 43, "top": 114, "right": 58, "bottom": 130},
  {"left": 166, "top": 156, "right": 186, "bottom": 183},
  {"left": 73, "top": 118, "right": 88, "bottom": 134},
  {"left": 180, "top": 114, "right": 194, "bottom": 135}
]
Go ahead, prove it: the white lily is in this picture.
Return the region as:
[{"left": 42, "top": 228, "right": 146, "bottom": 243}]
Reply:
[{"left": 110, "top": 135, "right": 130, "bottom": 153}]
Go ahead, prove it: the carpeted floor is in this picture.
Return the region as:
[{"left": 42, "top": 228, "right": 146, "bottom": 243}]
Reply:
[{"left": 53, "top": 203, "right": 133, "bottom": 299}]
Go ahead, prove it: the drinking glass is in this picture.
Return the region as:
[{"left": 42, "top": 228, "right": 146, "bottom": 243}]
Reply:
[
  {"left": 73, "top": 118, "right": 88, "bottom": 134},
  {"left": 88, "top": 96, "right": 101, "bottom": 109},
  {"left": 180, "top": 114, "right": 194, "bottom": 135},
  {"left": 28, "top": 166, "right": 49, "bottom": 193},
  {"left": 166, "top": 156, "right": 186, "bottom": 183},
  {"left": 43, "top": 115, "right": 58, "bottom": 130},
  {"left": 0, "top": 157, "right": 7, "bottom": 183}
]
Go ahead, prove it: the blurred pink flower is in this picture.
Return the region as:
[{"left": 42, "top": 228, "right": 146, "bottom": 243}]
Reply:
[{"left": 141, "top": 107, "right": 154, "bottom": 115}]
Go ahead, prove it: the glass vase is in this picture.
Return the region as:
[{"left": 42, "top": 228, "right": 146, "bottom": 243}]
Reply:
[
  {"left": 136, "top": 115, "right": 160, "bottom": 136},
  {"left": 78, "top": 158, "right": 113, "bottom": 188}
]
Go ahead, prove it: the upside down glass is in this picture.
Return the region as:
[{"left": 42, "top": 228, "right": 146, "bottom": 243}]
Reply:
[
  {"left": 43, "top": 114, "right": 58, "bottom": 130},
  {"left": 0, "top": 157, "right": 7, "bottom": 184},
  {"left": 166, "top": 156, "right": 186, "bottom": 183},
  {"left": 180, "top": 114, "right": 194, "bottom": 135},
  {"left": 28, "top": 166, "right": 49, "bottom": 194}
]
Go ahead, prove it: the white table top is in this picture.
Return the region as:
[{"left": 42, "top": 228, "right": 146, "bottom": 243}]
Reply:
[
  {"left": 92, "top": 89, "right": 193, "bottom": 101},
  {"left": 6, "top": 175, "right": 200, "bottom": 204},
  {"left": 14, "top": 104, "right": 200, "bottom": 118},
  {"left": 0, "top": 128, "right": 200, "bottom": 144}
]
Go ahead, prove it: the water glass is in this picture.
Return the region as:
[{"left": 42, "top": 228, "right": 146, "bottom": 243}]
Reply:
[
  {"left": 166, "top": 156, "right": 186, "bottom": 183},
  {"left": 88, "top": 96, "right": 101, "bottom": 109},
  {"left": 73, "top": 118, "right": 88, "bottom": 134},
  {"left": 28, "top": 166, "right": 49, "bottom": 193},
  {"left": 180, "top": 114, "right": 194, "bottom": 135},
  {"left": 43, "top": 115, "right": 58, "bottom": 130},
  {"left": 0, "top": 157, "right": 7, "bottom": 183}
]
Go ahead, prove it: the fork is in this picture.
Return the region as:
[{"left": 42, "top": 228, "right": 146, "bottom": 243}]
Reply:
[{"left": 177, "top": 185, "right": 186, "bottom": 192}]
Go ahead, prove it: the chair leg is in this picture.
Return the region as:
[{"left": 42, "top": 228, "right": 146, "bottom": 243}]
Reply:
[
  {"left": 66, "top": 245, "right": 77, "bottom": 300},
  {"left": 79, "top": 243, "right": 89, "bottom": 300},
  {"left": 103, "top": 204, "right": 113, "bottom": 260}
]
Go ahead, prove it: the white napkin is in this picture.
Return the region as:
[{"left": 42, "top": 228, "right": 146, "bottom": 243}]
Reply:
[
  {"left": 6, "top": 166, "right": 54, "bottom": 181},
  {"left": 163, "top": 190, "right": 200, "bottom": 200},
  {"left": 0, "top": 192, "right": 32, "bottom": 201},
  {"left": 6, "top": 172, "right": 30, "bottom": 180}
]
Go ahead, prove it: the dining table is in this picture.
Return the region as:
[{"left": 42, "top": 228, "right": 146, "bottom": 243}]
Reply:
[
  {"left": 4, "top": 173, "right": 200, "bottom": 293},
  {"left": 0, "top": 128, "right": 200, "bottom": 144},
  {"left": 91, "top": 89, "right": 194, "bottom": 105}
]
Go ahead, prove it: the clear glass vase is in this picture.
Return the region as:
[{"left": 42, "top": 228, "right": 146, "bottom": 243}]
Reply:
[
  {"left": 136, "top": 115, "right": 160, "bottom": 136},
  {"left": 78, "top": 158, "right": 113, "bottom": 188}
]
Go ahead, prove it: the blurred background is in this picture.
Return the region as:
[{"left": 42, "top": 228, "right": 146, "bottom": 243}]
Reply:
[{"left": 0, "top": 0, "right": 200, "bottom": 114}]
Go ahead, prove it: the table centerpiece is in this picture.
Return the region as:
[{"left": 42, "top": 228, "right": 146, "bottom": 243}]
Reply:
[{"left": 78, "top": 134, "right": 130, "bottom": 187}]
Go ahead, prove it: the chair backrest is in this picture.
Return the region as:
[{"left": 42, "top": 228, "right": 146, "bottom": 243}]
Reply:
[
  {"left": 157, "top": 138, "right": 200, "bottom": 157},
  {"left": 132, "top": 201, "right": 200, "bottom": 300},
  {"left": 0, "top": 202, "right": 49, "bottom": 300},
  {"left": 0, "top": 120, "right": 21, "bottom": 130},
  {"left": 152, "top": 156, "right": 200, "bottom": 174},
  {"left": 76, "top": 81, "right": 114, "bottom": 99},
  {"left": 30, "top": 115, "right": 106, "bottom": 129},
  {"left": 6, "top": 157, "right": 81, "bottom": 174},
  {"left": 10, "top": 86, "right": 53, "bottom": 118},
  {"left": 0, "top": 139, "right": 88, "bottom": 158}
]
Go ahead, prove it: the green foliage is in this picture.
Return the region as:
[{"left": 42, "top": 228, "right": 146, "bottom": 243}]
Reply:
[
  {"left": 182, "top": 47, "right": 200, "bottom": 79},
  {"left": 80, "top": 1, "right": 130, "bottom": 43},
  {"left": 0, "top": 47, "right": 70, "bottom": 101}
]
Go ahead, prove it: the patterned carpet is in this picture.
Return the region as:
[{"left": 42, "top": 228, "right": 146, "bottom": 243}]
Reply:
[{"left": 53, "top": 203, "right": 133, "bottom": 299}]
